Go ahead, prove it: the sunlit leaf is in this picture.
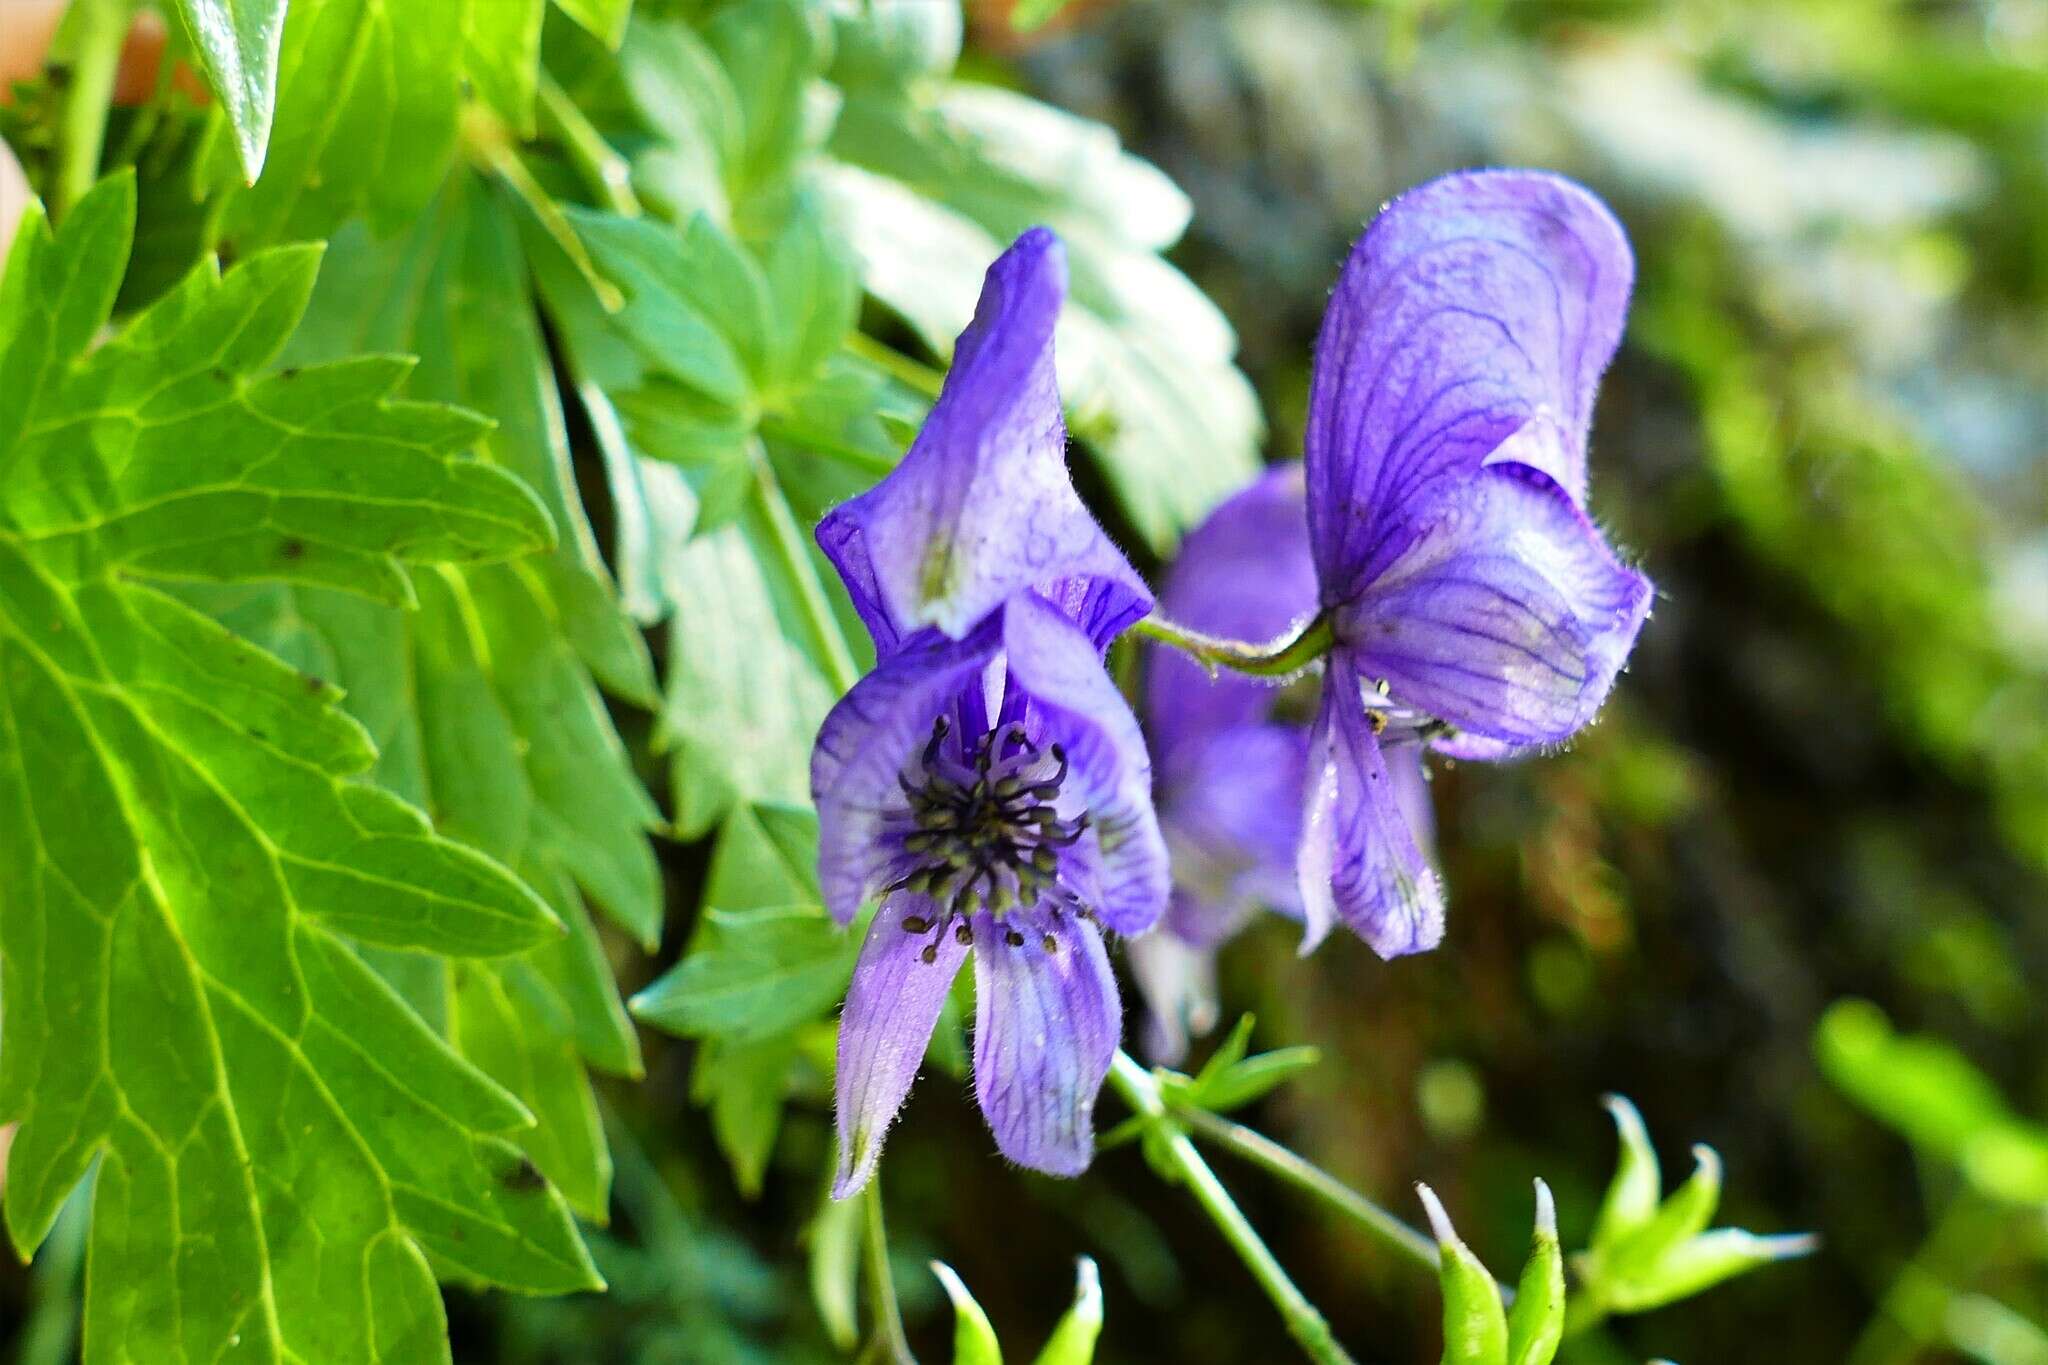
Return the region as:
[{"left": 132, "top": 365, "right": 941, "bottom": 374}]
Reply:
[{"left": 0, "top": 173, "right": 598, "bottom": 1365}]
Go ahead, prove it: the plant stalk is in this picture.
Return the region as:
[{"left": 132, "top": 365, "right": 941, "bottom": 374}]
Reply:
[
  {"left": 1132, "top": 611, "right": 1334, "bottom": 679},
  {"left": 52, "top": 0, "right": 131, "bottom": 217},
  {"left": 1108, "top": 1051, "right": 1357, "bottom": 1365},
  {"left": 1170, "top": 1103, "right": 1465, "bottom": 1294},
  {"left": 862, "top": 1178, "right": 918, "bottom": 1365}
]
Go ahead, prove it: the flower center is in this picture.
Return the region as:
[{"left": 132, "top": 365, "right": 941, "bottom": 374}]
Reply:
[{"left": 887, "top": 717, "right": 1094, "bottom": 961}]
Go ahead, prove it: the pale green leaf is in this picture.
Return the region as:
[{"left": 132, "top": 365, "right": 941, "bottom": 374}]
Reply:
[
  {"left": 808, "top": 1193, "right": 864, "bottom": 1350},
  {"left": 0, "top": 174, "right": 598, "bottom": 1365},
  {"left": 555, "top": 0, "right": 634, "bottom": 47},
  {"left": 1505, "top": 1182, "right": 1565, "bottom": 1365},
  {"left": 213, "top": 0, "right": 464, "bottom": 246},
  {"left": 1419, "top": 1185, "right": 1509, "bottom": 1365},
  {"left": 170, "top": 0, "right": 288, "bottom": 179},
  {"left": 1032, "top": 1257, "right": 1105, "bottom": 1365},
  {"left": 933, "top": 1261, "right": 1004, "bottom": 1365}
]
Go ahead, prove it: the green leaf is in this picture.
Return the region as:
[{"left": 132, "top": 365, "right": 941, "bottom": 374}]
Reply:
[
  {"left": 1032, "top": 1257, "right": 1105, "bottom": 1365},
  {"left": 555, "top": 0, "right": 634, "bottom": 48},
  {"left": 1589, "top": 1095, "right": 1662, "bottom": 1253},
  {"left": 933, "top": 1261, "right": 1005, "bottom": 1365},
  {"left": 171, "top": 0, "right": 288, "bottom": 179},
  {"left": 465, "top": 0, "right": 547, "bottom": 133},
  {"left": 1505, "top": 1182, "right": 1565, "bottom": 1365},
  {"left": 236, "top": 177, "right": 661, "bottom": 1218},
  {"left": 212, "top": 0, "right": 464, "bottom": 246},
  {"left": 702, "top": 0, "right": 821, "bottom": 213},
  {"left": 1572, "top": 1096, "right": 1816, "bottom": 1319},
  {"left": 1419, "top": 1185, "right": 1509, "bottom": 1365},
  {"left": 692, "top": 1031, "right": 800, "bottom": 1197},
  {"left": 631, "top": 904, "right": 856, "bottom": 1041},
  {"left": 0, "top": 174, "right": 598, "bottom": 1365}
]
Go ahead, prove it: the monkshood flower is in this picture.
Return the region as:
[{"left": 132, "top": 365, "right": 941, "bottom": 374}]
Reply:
[
  {"left": 1298, "top": 169, "right": 1652, "bottom": 957},
  {"left": 811, "top": 228, "right": 1169, "bottom": 1197},
  {"left": 1129, "top": 464, "right": 1433, "bottom": 1058}
]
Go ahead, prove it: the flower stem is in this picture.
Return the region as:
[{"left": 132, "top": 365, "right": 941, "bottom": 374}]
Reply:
[
  {"left": 52, "top": 0, "right": 131, "bottom": 218},
  {"left": 1169, "top": 1104, "right": 1472, "bottom": 1294},
  {"left": 537, "top": 70, "right": 642, "bottom": 218},
  {"left": 862, "top": 1178, "right": 919, "bottom": 1365},
  {"left": 750, "top": 450, "right": 863, "bottom": 695},
  {"left": 847, "top": 332, "right": 946, "bottom": 401},
  {"left": 1132, "top": 611, "right": 1334, "bottom": 679},
  {"left": 1108, "top": 1052, "right": 1356, "bottom": 1365}
]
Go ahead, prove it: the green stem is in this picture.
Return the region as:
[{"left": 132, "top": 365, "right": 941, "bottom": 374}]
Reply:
[
  {"left": 537, "top": 70, "right": 642, "bottom": 218},
  {"left": 1170, "top": 1104, "right": 1458, "bottom": 1292},
  {"left": 1108, "top": 1052, "right": 1356, "bottom": 1365},
  {"left": 751, "top": 451, "right": 862, "bottom": 695},
  {"left": 862, "top": 1178, "right": 918, "bottom": 1365},
  {"left": 52, "top": 0, "right": 131, "bottom": 217},
  {"left": 1132, "top": 611, "right": 1334, "bottom": 679},
  {"left": 18, "top": 1173, "right": 90, "bottom": 1365},
  {"left": 847, "top": 332, "right": 946, "bottom": 400}
]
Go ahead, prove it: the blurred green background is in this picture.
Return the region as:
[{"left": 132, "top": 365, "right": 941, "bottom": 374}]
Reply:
[{"left": 8, "top": 0, "right": 2048, "bottom": 1361}]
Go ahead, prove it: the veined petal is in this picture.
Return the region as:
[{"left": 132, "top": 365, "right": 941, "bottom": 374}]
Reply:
[
  {"left": 1298, "top": 658, "right": 1444, "bottom": 958},
  {"left": 815, "top": 228, "right": 1149, "bottom": 650},
  {"left": 811, "top": 620, "right": 1005, "bottom": 923},
  {"left": 1146, "top": 464, "right": 1319, "bottom": 773},
  {"left": 1158, "top": 723, "right": 1310, "bottom": 931},
  {"left": 1305, "top": 170, "right": 1633, "bottom": 601},
  {"left": 1342, "top": 463, "right": 1651, "bottom": 750},
  {"left": 972, "top": 910, "right": 1119, "bottom": 1176},
  {"left": 833, "top": 895, "right": 971, "bottom": 1199},
  {"left": 1003, "top": 593, "right": 1169, "bottom": 936}
]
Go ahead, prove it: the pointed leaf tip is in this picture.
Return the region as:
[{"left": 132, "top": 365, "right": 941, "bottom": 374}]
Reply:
[{"left": 932, "top": 1261, "right": 1004, "bottom": 1365}]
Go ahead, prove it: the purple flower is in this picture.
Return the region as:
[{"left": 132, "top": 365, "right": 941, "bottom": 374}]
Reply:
[
  {"left": 1298, "top": 169, "right": 1652, "bottom": 957},
  {"left": 1132, "top": 466, "right": 1321, "bottom": 1057},
  {"left": 811, "top": 228, "right": 1169, "bottom": 1196}
]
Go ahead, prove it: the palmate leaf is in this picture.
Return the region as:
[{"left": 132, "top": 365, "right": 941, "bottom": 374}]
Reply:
[
  {"left": 0, "top": 173, "right": 600, "bottom": 1363},
  {"left": 198, "top": 173, "right": 664, "bottom": 1221}
]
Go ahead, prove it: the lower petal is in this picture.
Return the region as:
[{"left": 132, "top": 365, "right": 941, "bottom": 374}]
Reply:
[
  {"left": 1345, "top": 463, "right": 1651, "bottom": 749},
  {"left": 833, "top": 895, "right": 970, "bottom": 1198},
  {"left": 1002, "top": 593, "right": 1170, "bottom": 936},
  {"left": 1297, "top": 660, "right": 1445, "bottom": 958},
  {"left": 972, "top": 911, "right": 1120, "bottom": 1176}
]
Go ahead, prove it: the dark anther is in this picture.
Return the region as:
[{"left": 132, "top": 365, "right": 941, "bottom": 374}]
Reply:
[
  {"left": 1005, "top": 929, "right": 1025, "bottom": 947},
  {"left": 924, "top": 715, "right": 950, "bottom": 766},
  {"left": 1041, "top": 934, "right": 1057, "bottom": 953},
  {"left": 900, "top": 915, "right": 931, "bottom": 934},
  {"left": 954, "top": 921, "right": 973, "bottom": 945},
  {"left": 920, "top": 943, "right": 939, "bottom": 964}
]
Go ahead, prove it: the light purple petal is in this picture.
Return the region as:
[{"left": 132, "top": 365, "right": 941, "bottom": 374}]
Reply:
[
  {"left": 972, "top": 909, "right": 1119, "bottom": 1176},
  {"left": 1127, "top": 927, "right": 1220, "bottom": 1065},
  {"left": 1158, "top": 723, "right": 1309, "bottom": 931},
  {"left": 1340, "top": 463, "right": 1651, "bottom": 750},
  {"left": 811, "top": 620, "right": 1004, "bottom": 923},
  {"left": 833, "top": 894, "right": 971, "bottom": 1198},
  {"left": 1146, "top": 464, "right": 1320, "bottom": 774},
  {"left": 1298, "top": 658, "right": 1444, "bottom": 957},
  {"left": 1003, "top": 593, "right": 1169, "bottom": 936},
  {"left": 816, "top": 227, "right": 1149, "bottom": 649},
  {"left": 1304, "top": 170, "right": 1633, "bottom": 602}
]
